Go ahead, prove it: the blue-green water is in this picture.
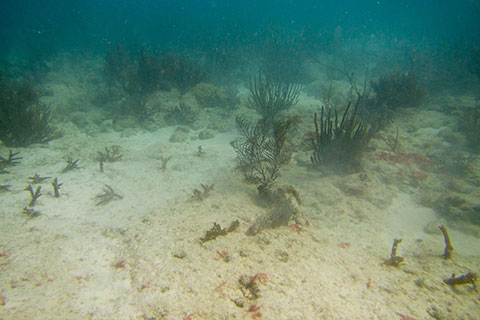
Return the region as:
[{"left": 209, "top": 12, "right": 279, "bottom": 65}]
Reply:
[{"left": 1, "top": 1, "right": 480, "bottom": 319}]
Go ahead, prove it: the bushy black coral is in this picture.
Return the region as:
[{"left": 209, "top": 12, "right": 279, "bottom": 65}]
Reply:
[
  {"left": 231, "top": 116, "right": 293, "bottom": 191},
  {"left": 248, "top": 74, "right": 301, "bottom": 121},
  {"left": 370, "top": 72, "right": 426, "bottom": 111},
  {"left": 311, "top": 99, "right": 377, "bottom": 173},
  {"left": 0, "top": 77, "right": 63, "bottom": 147}
]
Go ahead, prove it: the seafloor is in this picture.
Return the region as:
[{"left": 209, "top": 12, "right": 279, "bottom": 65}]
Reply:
[{"left": 0, "top": 57, "right": 479, "bottom": 320}]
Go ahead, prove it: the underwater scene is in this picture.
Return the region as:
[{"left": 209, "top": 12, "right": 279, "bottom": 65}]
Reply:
[{"left": 1, "top": 0, "right": 480, "bottom": 319}]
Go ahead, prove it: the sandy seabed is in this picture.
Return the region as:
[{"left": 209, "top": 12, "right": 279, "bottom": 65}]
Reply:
[
  {"left": 0, "top": 60, "right": 479, "bottom": 319},
  {"left": 0, "top": 123, "right": 479, "bottom": 320}
]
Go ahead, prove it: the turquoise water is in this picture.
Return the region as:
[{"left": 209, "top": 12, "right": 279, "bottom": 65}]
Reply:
[{"left": 0, "top": 1, "right": 480, "bottom": 319}]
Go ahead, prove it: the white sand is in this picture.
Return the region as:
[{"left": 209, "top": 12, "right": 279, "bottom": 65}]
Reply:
[
  {"left": 0, "top": 124, "right": 479, "bottom": 320},
  {"left": 0, "top": 60, "right": 479, "bottom": 319}
]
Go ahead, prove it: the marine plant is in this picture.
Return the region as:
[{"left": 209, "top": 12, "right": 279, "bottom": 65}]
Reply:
[
  {"left": 383, "top": 239, "right": 404, "bottom": 267},
  {"left": 232, "top": 115, "right": 304, "bottom": 234},
  {"left": 246, "top": 184, "right": 302, "bottom": 236},
  {"left": 248, "top": 73, "right": 301, "bottom": 121},
  {"left": 231, "top": 115, "right": 293, "bottom": 192},
  {"left": 311, "top": 99, "right": 378, "bottom": 173},
  {"left": 165, "top": 103, "right": 198, "bottom": 125},
  {"left": 238, "top": 273, "right": 263, "bottom": 300},
  {"left": 61, "top": 157, "right": 80, "bottom": 173},
  {"left": 0, "top": 150, "right": 21, "bottom": 173},
  {"left": 25, "top": 184, "right": 42, "bottom": 207},
  {"left": 102, "top": 46, "right": 205, "bottom": 123},
  {"left": 199, "top": 220, "right": 239, "bottom": 243},
  {"left": 97, "top": 145, "right": 123, "bottom": 163},
  {"left": 444, "top": 272, "right": 477, "bottom": 290},
  {"left": 439, "top": 225, "right": 454, "bottom": 259},
  {"left": 467, "top": 48, "right": 480, "bottom": 81},
  {"left": 95, "top": 185, "right": 123, "bottom": 206},
  {"left": 23, "top": 207, "right": 41, "bottom": 218},
  {"left": 159, "top": 156, "right": 172, "bottom": 171},
  {"left": 260, "top": 26, "right": 307, "bottom": 83},
  {"left": 192, "top": 183, "right": 215, "bottom": 201},
  {"left": 156, "top": 53, "right": 205, "bottom": 93},
  {"left": 191, "top": 82, "right": 240, "bottom": 109},
  {"left": 103, "top": 44, "right": 132, "bottom": 91},
  {"left": 0, "top": 77, "right": 63, "bottom": 147},
  {"left": 105, "top": 46, "right": 205, "bottom": 95},
  {"left": 369, "top": 71, "right": 426, "bottom": 112},
  {"left": 52, "top": 177, "right": 62, "bottom": 198},
  {"left": 121, "top": 94, "right": 151, "bottom": 121},
  {"left": 127, "top": 47, "right": 164, "bottom": 94},
  {"left": 460, "top": 102, "right": 480, "bottom": 152},
  {"left": 96, "top": 145, "right": 122, "bottom": 173},
  {"left": 195, "top": 145, "right": 206, "bottom": 157},
  {"left": 0, "top": 150, "right": 21, "bottom": 166},
  {"left": 28, "top": 173, "right": 51, "bottom": 184},
  {"left": 380, "top": 127, "right": 400, "bottom": 152}
]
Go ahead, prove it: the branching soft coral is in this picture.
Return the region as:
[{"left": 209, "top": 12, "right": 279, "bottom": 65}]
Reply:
[
  {"left": 231, "top": 115, "right": 293, "bottom": 190},
  {"left": 370, "top": 72, "right": 426, "bottom": 111},
  {"left": 311, "top": 98, "right": 377, "bottom": 173},
  {"left": 0, "top": 77, "right": 63, "bottom": 147}
]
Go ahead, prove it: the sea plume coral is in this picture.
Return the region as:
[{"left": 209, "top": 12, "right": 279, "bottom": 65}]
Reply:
[{"left": 0, "top": 76, "right": 63, "bottom": 147}]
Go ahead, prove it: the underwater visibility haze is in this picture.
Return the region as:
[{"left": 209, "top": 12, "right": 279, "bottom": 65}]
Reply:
[{"left": 0, "top": 0, "right": 480, "bottom": 319}]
